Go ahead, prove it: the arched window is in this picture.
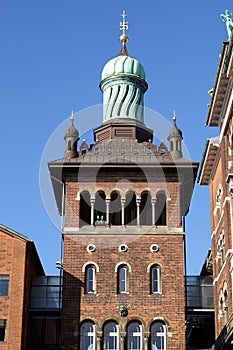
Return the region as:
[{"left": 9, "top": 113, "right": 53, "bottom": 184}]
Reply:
[
  {"left": 85, "top": 265, "right": 96, "bottom": 294},
  {"left": 103, "top": 321, "right": 119, "bottom": 350},
  {"left": 125, "top": 191, "right": 137, "bottom": 225},
  {"left": 150, "top": 322, "right": 166, "bottom": 350},
  {"left": 155, "top": 192, "right": 167, "bottom": 226},
  {"left": 118, "top": 264, "right": 128, "bottom": 294},
  {"left": 140, "top": 191, "right": 152, "bottom": 225},
  {"left": 110, "top": 191, "right": 122, "bottom": 225},
  {"left": 80, "top": 321, "right": 95, "bottom": 350},
  {"left": 150, "top": 265, "right": 161, "bottom": 294},
  {"left": 127, "top": 321, "right": 142, "bottom": 350},
  {"left": 80, "top": 191, "right": 91, "bottom": 226},
  {"left": 95, "top": 190, "right": 106, "bottom": 224}
]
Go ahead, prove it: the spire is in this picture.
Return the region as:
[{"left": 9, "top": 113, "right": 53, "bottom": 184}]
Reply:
[
  {"left": 168, "top": 112, "right": 183, "bottom": 159},
  {"left": 100, "top": 11, "right": 147, "bottom": 124},
  {"left": 64, "top": 111, "right": 80, "bottom": 159},
  {"left": 118, "top": 10, "right": 129, "bottom": 56}
]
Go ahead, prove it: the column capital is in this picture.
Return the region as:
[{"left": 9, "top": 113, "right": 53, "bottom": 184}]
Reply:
[
  {"left": 120, "top": 331, "right": 126, "bottom": 338},
  {"left": 96, "top": 331, "right": 103, "bottom": 340}
]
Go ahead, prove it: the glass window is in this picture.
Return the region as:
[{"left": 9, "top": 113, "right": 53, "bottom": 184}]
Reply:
[
  {"left": 0, "top": 275, "right": 9, "bottom": 296},
  {"left": 151, "top": 266, "right": 160, "bottom": 294},
  {"left": 118, "top": 265, "right": 127, "bottom": 293},
  {"left": 104, "top": 321, "right": 119, "bottom": 350},
  {"left": 0, "top": 320, "right": 7, "bottom": 342},
  {"left": 86, "top": 265, "right": 96, "bottom": 293},
  {"left": 127, "top": 322, "right": 142, "bottom": 350},
  {"left": 80, "top": 322, "right": 95, "bottom": 350},
  {"left": 150, "top": 322, "right": 166, "bottom": 350}
]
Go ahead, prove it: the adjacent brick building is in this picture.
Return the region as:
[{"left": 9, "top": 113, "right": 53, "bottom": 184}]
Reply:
[
  {"left": 49, "top": 17, "right": 198, "bottom": 350},
  {"left": 0, "top": 224, "right": 44, "bottom": 350},
  {"left": 198, "top": 13, "right": 233, "bottom": 350}
]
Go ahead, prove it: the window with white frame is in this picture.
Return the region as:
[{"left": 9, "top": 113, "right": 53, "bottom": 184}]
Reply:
[
  {"left": 118, "top": 265, "right": 128, "bottom": 293},
  {"left": 150, "top": 265, "right": 161, "bottom": 294},
  {"left": 127, "top": 322, "right": 142, "bottom": 350},
  {"left": 80, "top": 321, "right": 95, "bottom": 350},
  {"left": 85, "top": 265, "right": 96, "bottom": 294},
  {"left": 150, "top": 322, "right": 166, "bottom": 350},
  {"left": 104, "top": 321, "right": 119, "bottom": 350},
  {"left": 217, "top": 232, "right": 225, "bottom": 266}
]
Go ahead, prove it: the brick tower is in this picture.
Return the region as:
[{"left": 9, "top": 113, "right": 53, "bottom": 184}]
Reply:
[{"left": 49, "top": 12, "right": 198, "bottom": 350}]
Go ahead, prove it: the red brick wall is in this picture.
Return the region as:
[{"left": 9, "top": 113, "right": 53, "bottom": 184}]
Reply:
[
  {"left": 209, "top": 145, "right": 233, "bottom": 338},
  {"left": 0, "top": 230, "right": 27, "bottom": 350},
  {"left": 61, "top": 231, "right": 185, "bottom": 350}
]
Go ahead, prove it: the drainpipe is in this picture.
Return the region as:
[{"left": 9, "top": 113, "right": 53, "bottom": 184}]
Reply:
[{"left": 183, "top": 216, "right": 188, "bottom": 348}]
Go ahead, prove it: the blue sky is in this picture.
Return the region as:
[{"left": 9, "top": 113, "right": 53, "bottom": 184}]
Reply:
[{"left": 0, "top": 0, "right": 232, "bottom": 275}]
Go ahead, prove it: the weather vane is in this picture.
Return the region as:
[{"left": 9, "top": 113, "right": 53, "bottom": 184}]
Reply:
[{"left": 120, "top": 10, "right": 128, "bottom": 35}]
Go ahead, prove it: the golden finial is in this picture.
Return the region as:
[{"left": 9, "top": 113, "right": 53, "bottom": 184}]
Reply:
[{"left": 119, "top": 10, "right": 129, "bottom": 44}]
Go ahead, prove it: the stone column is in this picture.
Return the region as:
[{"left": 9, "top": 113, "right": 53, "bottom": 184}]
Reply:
[
  {"left": 121, "top": 199, "right": 125, "bottom": 226},
  {"left": 151, "top": 199, "right": 156, "bottom": 225},
  {"left": 91, "top": 199, "right": 95, "bottom": 226},
  {"left": 136, "top": 199, "right": 141, "bottom": 226},
  {"left": 144, "top": 332, "right": 150, "bottom": 350},
  {"left": 106, "top": 199, "right": 110, "bottom": 225},
  {"left": 120, "top": 331, "right": 126, "bottom": 350},
  {"left": 96, "top": 331, "right": 102, "bottom": 350}
]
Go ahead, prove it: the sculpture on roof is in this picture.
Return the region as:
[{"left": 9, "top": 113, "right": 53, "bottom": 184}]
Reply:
[{"left": 220, "top": 10, "right": 233, "bottom": 40}]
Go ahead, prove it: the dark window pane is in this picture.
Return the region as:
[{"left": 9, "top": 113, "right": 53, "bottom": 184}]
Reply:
[
  {"left": 0, "top": 275, "right": 9, "bottom": 296},
  {"left": 0, "top": 320, "right": 6, "bottom": 342}
]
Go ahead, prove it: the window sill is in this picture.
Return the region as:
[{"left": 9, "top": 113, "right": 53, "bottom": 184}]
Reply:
[{"left": 150, "top": 292, "right": 162, "bottom": 297}]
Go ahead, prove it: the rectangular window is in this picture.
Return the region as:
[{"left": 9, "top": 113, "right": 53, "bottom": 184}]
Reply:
[
  {"left": 151, "top": 267, "right": 160, "bottom": 293},
  {"left": 86, "top": 266, "right": 95, "bottom": 293},
  {"left": 0, "top": 320, "right": 7, "bottom": 342},
  {"left": 119, "top": 267, "right": 127, "bottom": 293},
  {"left": 0, "top": 275, "right": 9, "bottom": 296}
]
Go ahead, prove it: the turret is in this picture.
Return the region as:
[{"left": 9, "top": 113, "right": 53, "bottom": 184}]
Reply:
[
  {"left": 167, "top": 115, "right": 183, "bottom": 159},
  {"left": 64, "top": 113, "right": 79, "bottom": 159}
]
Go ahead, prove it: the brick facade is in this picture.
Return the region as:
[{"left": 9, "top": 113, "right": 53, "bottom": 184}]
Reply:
[
  {"left": 0, "top": 225, "right": 44, "bottom": 350},
  {"left": 199, "top": 39, "right": 233, "bottom": 349}
]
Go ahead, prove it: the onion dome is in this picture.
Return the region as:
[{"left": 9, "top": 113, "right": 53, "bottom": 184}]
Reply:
[
  {"left": 101, "top": 55, "right": 146, "bottom": 81},
  {"left": 64, "top": 113, "right": 79, "bottom": 159},
  {"left": 64, "top": 115, "right": 79, "bottom": 141},
  {"left": 100, "top": 11, "right": 147, "bottom": 124},
  {"left": 167, "top": 115, "right": 183, "bottom": 159},
  {"left": 168, "top": 116, "right": 183, "bottom": 140}
]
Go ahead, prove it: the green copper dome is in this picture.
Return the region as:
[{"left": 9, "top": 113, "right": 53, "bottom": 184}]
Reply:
[{"left": 101, "top": 55, "right": 146, "bottom": 81}]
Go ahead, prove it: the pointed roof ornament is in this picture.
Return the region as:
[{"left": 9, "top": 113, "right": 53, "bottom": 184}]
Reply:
[
  {"left": 173, "top": 110, "right": 177, "bottom": 125},
  {"left": 168, "top": 111, "right": 183, "bottom": 139},
  {"left": 64, "top": 111, "right": 79, "bottom": 141},
  {"left": 118, "top": 10, "right": 129, "bottom": 56}
]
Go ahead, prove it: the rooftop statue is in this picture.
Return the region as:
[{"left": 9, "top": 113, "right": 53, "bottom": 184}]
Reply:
[{"left": 220, "top": 9, "right": 233, "bottom": 40}]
